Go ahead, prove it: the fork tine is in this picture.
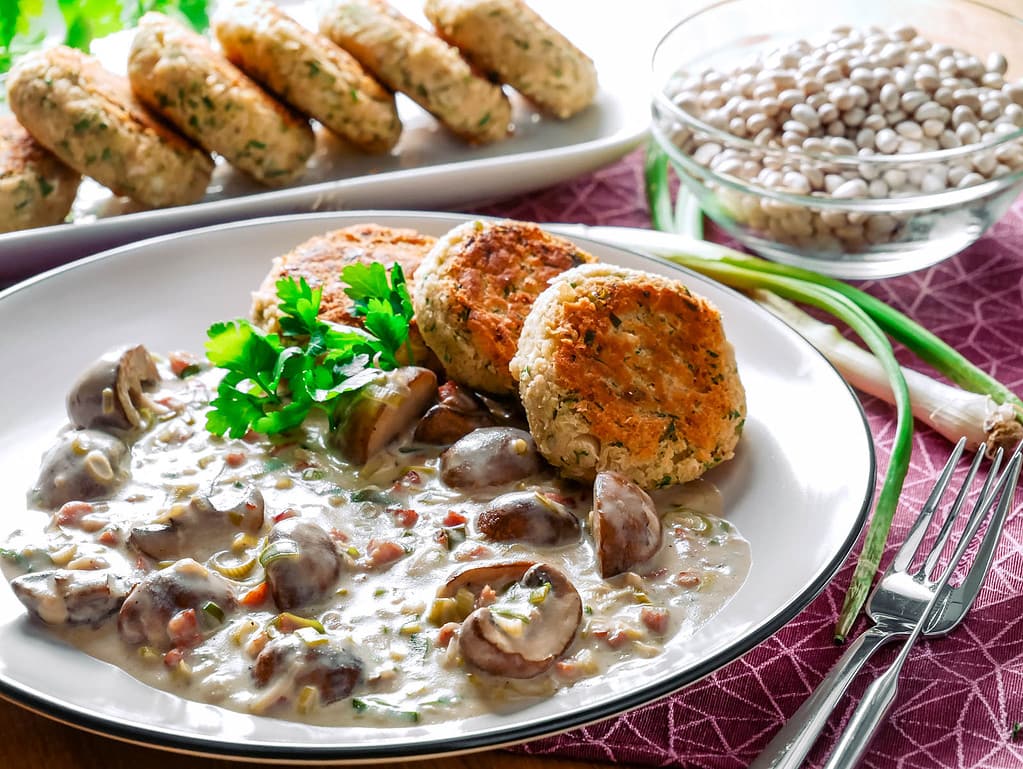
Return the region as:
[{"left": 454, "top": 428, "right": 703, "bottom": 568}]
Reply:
[
  {"left": 917, "top": 444, "right": 993, "bottom": 578},
  {"left": 889, "top": 437, "right": 967, "bottom": 574},
  {"left": 817, "top": 449, "right": 1020, "bottom": 769},
  {"left": 929, "top": 445, "right": 1016, "bottom": 629},
  {"left": 932, "top": 447, "right": 1022, "bottom": 588}
]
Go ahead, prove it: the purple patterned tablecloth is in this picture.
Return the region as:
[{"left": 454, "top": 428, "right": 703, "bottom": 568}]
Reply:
[{"left": 462, "top": 150, "right": 1023, "bottom": 769}]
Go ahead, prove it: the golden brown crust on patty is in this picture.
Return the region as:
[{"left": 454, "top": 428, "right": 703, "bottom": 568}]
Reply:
[
  {"left": 213, "top": 0, "right": 401, "bottom": 153},
  {"left": 0, "top": 115, "right": 80, "bottom": 233},
  {"left": 424, "top": 0, "right": 597, "bottom": 119},
  {"left": 510, "top": 264, "right": 746, "bottom": 488},
  {"left": 553, "top": 281, "right": 735, "bottom": 466},
  {"left": 129, "top": 12, "right": 314, "bottom": 186},
  {"left": 251, "top": 224, "right": 438, "bottom": 365},
  {"left": 413, "top": 220, "right": 596, "bottom": 395},
  {"left": 6, "top": 46, "right": 213, "bottom": 207},
  {"left": 319, "top": 0, "right": 511, "bottom": 144}
]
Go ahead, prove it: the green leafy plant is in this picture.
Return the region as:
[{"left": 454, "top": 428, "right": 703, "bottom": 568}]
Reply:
[
  {"left": 1, "top": 0, "right": 209, "bottom": 75},
  {"left": 205, "top": 263, "right": 415, "bottom": 439}
]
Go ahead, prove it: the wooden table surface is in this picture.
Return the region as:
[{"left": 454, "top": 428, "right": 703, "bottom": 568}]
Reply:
[{"left": 1, "top": 695, "right": 636, "bottom": 769}]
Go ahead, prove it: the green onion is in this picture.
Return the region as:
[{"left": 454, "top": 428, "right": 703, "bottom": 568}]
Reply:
[
  {"left": 490, "top": 608, "right": 532, "bottom": 623},
  {"left": 644, "top": 139, "right": 675, "bottom": 233},
  {"left": 351, "top": 697, "right": 420, "bottom": 722},
  {"left": 0, "top": 547, "right": 27, "bottom": 568},
  {"left": 664, "top": 255, "right": 914, "bottom": 640},
  {"left": 755, "top": 290, "right": 1023, "bottom": 453},
  {"left": 258, "top": 540, "right": 300, "bottom": 567},
  {"left": 201, "top": 600, "right": 225, "bottom": 623},
  {"left": 701, "top": 253, "right": 1023, "bottom": 418},
  {"left": 643, "top": 145, "right": 1023, "bottom": 420},
  {"left": 270, "top": 612, "right": 325, "bottom": 634},
  {"left": 294, "top": 626, "right": 328, "bottom": 646},
  {"left": 644, "top": 145, "right": 913, "bottom": 641},
  {"left": 529, "top": 584, "right": 551, "bottom": 605}
]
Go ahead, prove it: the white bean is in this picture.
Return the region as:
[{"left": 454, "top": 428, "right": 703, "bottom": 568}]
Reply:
[
  {"left": 900, "top": 90, "right": 928, "bottom": 113},
  {"left": 832, "top": 178, "right": 869, "bottom": 198},
  {"left": 921, "top": 118, "right": 945, "bottom": 138},
  {"left": 1004, "top": 82, "right": 1023, "bottom": 105},
  {"left": 958, "top": 172, "right": 985, "bottom": 187},
  {"left": 895, "top": 121, "right": 923, "bottom": 139},
  {"left": 879, "top": 82, "right": 901, "bottom": 111},
  {"left": 875, "top": 128, "right": 900, "bottom": 153},
  {"left": 693, "top": 143, "right": 722, "bottom": 165},
  {"left": 790, "top": 103, "right": 820, "bottom": 128},
  {"left": 987, "top": 52, "right": 1008, "bottom": 75},
  {"left": 661, "top": 22, "right": 1023, "bottom": 249}
]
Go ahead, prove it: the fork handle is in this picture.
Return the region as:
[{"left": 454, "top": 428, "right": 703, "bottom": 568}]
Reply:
[
  {"left": 748, "top": 626, "right": 895, "bottom": 769},
  {"left": 821, "top": 651, "right": 905, "bottom": 769}
]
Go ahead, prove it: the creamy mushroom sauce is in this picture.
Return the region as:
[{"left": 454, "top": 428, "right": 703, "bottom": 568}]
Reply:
[{"left": 1, "top": 356, "right": 750, "bottom": 726}]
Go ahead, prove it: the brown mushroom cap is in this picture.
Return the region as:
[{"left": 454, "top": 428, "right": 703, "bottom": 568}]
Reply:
[
  {"left": 33, "top": 429, "right": 129, "bottom": 509},
  {"left": 477, "top": 491, "right": 580, "bottom": 546},
  {"left": 66, "top": 345, "right": 160, "bottom": 433},
  {"left": 11, "top": 569, "right": 131, "bottom": 626},
  {"left": 117, "top": 558, "right": 236, "bottom": 648},
  {"left": 458, "top": 562, "right": 582, "bottom": 678},
  {"left": 264, "top": 518, "right": 342, "bottom": 611},
  {"left": 439, "top": 426, "right": 542, "bottom": 491},
  {"left": 436, "top": 560, "right": 536, "bottom": 599},
  {"left": 129, "top": 488, "right": 264, "bottom": 561},
  {"left": 590, "top": 471, "right": 662, "bottom": 578},
  {"left": 252, "top": 633, "right": 363, "bottom": 706},
  {"left": 414, "top": 380, "right": 496, "bottom": 445},
  {"left": 333, "top": 366, "right": 437, "bottom": 464}
]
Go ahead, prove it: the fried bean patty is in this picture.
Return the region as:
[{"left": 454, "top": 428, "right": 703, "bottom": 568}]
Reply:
[
  {"left": 413, "top": 219, "right": 596, "bottom": 395},
  {"left": 7, "top": 46, "right": 213, "bottom": 208},
  {"left": 251, "top": 223, "right": 438, "bottom": 367},
  {"left": 128, "top": 12, "right": 315, "bottom": 186},
  {"left": 510, "top": 263, "right": 746, "bottom": 488}
]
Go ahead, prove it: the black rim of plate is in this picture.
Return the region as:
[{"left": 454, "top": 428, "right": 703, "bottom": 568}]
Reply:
[{"left": 0, "top": 210, "right": 876, "bottom": 763}]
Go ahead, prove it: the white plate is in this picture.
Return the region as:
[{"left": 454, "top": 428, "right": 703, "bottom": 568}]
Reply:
[
  {"left": 0, "top": 211, "right": 873, "bottom": 762},
  {"left": 0, "top": 0, "right": 681, "bottom": 282}
]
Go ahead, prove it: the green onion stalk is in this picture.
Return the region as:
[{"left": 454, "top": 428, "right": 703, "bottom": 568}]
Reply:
[
  {"left": 668, "top": 253, "right": 914, "bottom": 641},
  {"left": 639, "top": 143, "right": 1002, "bottom": 640}
]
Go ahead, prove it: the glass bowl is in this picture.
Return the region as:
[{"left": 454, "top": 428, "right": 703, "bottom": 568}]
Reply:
[{"left": 651, "top": 0, "right": 1023, "bottom": 278}]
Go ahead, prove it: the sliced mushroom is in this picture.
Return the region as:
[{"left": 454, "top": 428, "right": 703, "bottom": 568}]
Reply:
[
  {"left": 129, "top": 488, "right": 264, "bottom": 561},
  {"left": 117, "top": 558, "right": 236, "bottom": 649},
  {"left": 439, "top": 427, "right": 542, "bottom": 491},
  {"left": 263, "top": 518, "right": 342, "bottom": 611},
  {"left": 252, "top": 632, "right": 363, "bottom": 707},
  {"left": 436, "top": 560, "right": 536, "bottom": 599},
  {"left": 476, "top": 392, "right": 528, "bottom": 430},
  {"left": 590, "top": 471, "right": 662, "bottom": 578},
  {"left": 477, "top": 491, "right": 580, "bottom": 546},
  {"left": 458, "top": 563, "right": 582, "bottom": 679},
  {"left": 414, "top": 380, "right": 495, "bottom": 444},
  {"left": 11, "top": 570, "right": 131, "bottom": 626},
  {"left": 33, "top": 429, "right": 129, "bottom": 509},
  {"left": 66, "top": 345, "right": 160, "bottom": 433},
  {"left": 333, "top": 367, "right": 438, "bottom": 464}
]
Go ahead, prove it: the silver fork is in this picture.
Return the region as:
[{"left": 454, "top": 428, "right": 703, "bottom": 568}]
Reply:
[{"left": 752, "top": 438, "right": 1022, "bottom": 769}]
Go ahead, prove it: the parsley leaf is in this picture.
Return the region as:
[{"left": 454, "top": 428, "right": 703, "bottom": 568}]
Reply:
[
  {"left": 204, "top": 264, "right": 416, "bottom": 439},
  {"left": 342, "top": 262, "right": 415, "bottom": 365}
]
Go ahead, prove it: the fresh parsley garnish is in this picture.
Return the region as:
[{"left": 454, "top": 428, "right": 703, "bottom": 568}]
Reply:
[
  {"left": 204, "top": 263, "right": 415, "bottom": 439},
  {"left": 342, "top": 262, "right": 415, "bottom": 369}
]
